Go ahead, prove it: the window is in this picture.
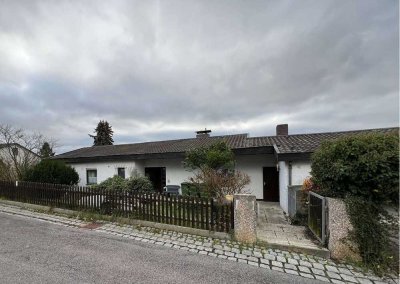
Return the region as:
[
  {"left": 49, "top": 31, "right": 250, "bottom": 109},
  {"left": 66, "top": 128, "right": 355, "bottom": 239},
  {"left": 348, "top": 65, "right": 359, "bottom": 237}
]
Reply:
[
  {"left": 117, "top": 168, "right": 125, "bottom": 179},
  {"left": 86, "top": 169, "right": 97, "bottom": 185}
]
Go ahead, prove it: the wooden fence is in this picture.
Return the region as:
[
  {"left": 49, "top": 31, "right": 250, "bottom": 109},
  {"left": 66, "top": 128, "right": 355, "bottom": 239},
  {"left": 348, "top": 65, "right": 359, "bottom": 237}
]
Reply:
[{"left": 0, "top": 181, "right": 234, "bottom": 233}]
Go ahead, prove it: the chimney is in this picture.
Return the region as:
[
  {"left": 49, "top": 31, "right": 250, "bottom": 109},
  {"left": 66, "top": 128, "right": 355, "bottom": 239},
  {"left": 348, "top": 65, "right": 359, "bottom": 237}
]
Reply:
[
  {"left": 196, "top": 129, "right": 211, "bottom": 138},
  {"left": 276, "top": 124, "right": 288, "bottom": 136}
]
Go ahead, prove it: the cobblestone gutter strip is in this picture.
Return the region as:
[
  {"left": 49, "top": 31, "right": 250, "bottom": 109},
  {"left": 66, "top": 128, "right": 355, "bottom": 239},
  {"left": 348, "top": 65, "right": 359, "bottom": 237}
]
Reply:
[{"left": 0, "top": 204, "right": 397, "bottom": 284}]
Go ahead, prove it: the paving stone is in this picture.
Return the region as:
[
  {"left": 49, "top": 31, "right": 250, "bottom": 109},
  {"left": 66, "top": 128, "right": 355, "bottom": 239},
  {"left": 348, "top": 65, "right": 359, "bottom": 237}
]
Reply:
[
  {"left": 326, "top": 271, "right": 342, "bottom": 280},
  {"left": 340, "top": 274, "right": 358, "bottom": 283},
  {"left": 264, "top": 254, "right": 276, "bottom": 261},
  {"left": 311, "top": 268, "right": 325, "bottom": 276},
  {"left": 356, "top": 278, "right": 373, "bottom": 284},
  {"left": 298, "top": 266, "right": 311, "bottom": 273},
  {"left": 260, "top": 258, "right": 270, "bottom": 265},
  {"left": 287, "top": 258, "right": 299, "bottom": 265},
  {"left": 248, "top": 261, "right": 259, "bottom": 267},
  {"left": 285, "top": 269, "right": 299, "bottom": 276},
  {"left": 277, "top": 256, "right": 286, "bottom": 263},
  {"left": 236, "top": 253, "right": 247, "bottom": 260},
  {"left": 299, "top": 273, "right": 315, "bottom": 279},
  {"left": 331, "top": 279, "right": 345, "bottom": 284},
  {"left": 223, "top": 251, "right": 234, "bottom": 257},
  {"left": 231, "top": 248, "right": 241, "bottom": 254},
  {"left": 315, "top": 275, "right": 330, "bottom": 282},
  {"left": 284, "top": 263, "right": 297, "bottom": 271},
  {"left": 299, "top": 260, "right": 313, "bottom": 268},
  {"left": 271, "top": 261, "right": 283, "bottom": 268},
  {"left": 253, "top": 251, "right": 263, "bottom": 258},
  {"left": 326, "top": 265, "right": 340, "bottom": 273},
  {"left": 312, "top": 262, "right": 325, "bottom": 270},
  {"left": 247, "top": 256, "right": 258, "bottom": 263},
  {"left": 242, "top": 249, "right": 253, "bottom": 256},
  {"left": 271, "top": 267, "right": 284, "bottom": 272},
  {"left": 214, "top": 249, "right": 224, "bottom": 255}
]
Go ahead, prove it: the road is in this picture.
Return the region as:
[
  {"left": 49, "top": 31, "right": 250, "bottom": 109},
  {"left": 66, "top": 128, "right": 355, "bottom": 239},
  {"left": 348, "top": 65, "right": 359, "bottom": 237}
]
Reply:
[{"left": 0, "top": 212, "right": 324, "bottom": 284}]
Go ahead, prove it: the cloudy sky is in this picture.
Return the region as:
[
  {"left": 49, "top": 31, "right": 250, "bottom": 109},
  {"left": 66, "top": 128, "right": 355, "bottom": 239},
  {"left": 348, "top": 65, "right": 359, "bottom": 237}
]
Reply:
[{"left": 0, "top": 0, "right": 398, "bottom": 153}]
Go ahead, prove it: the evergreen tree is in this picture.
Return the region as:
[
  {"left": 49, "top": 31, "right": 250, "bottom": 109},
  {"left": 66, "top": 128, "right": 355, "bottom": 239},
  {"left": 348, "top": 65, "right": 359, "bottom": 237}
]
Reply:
[
  {"left": 39, "top": 142, "right": 55, "bottom": 158},
  {"left": 89, "top": 120, "right": 114, "bottom": 146}
]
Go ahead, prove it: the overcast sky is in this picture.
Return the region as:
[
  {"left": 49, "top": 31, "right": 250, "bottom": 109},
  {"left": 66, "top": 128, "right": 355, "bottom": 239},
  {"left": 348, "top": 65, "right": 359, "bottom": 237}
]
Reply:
[{"left": 0, "top": 0, "right": 398, "bottom": 153}]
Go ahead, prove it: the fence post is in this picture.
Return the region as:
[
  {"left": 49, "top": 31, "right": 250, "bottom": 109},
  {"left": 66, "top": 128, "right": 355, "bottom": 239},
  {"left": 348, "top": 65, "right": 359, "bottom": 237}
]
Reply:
[{"left": 233, "top": 194, "right": 257, "bottom": 244}]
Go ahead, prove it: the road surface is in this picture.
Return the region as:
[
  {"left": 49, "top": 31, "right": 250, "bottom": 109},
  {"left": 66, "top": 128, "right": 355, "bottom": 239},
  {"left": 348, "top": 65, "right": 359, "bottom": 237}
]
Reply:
[{"left": 0, "top": 212, "right": 324, "bottom": 284}]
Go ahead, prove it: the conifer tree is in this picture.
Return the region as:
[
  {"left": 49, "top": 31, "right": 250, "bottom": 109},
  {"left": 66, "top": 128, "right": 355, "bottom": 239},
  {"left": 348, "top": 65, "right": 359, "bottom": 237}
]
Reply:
[{"left": 89, "top": 120, "right": 114, "bottom": 146}]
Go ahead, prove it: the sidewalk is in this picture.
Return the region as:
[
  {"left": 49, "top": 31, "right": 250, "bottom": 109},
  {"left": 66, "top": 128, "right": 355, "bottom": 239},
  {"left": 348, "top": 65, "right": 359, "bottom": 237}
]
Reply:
[
  {"left": 257, "top": 202, "right": 329, "bottom": 257},
  {"left": 0, "top": 202, "right": 397, "bottom": 284}
]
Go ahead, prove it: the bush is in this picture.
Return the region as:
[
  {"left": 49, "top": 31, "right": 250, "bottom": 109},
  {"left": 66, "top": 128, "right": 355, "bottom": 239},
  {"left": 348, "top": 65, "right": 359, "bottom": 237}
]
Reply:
[
  {"left": 23, "top": 159, "right": 79, "bottom": 185},
  {"left": 311, "top": 133, "right": 399, "bottom": 204},
  {"left": 311, "top": 132, "right": 399, "bottom": 274},
  {"left": 181, "top": 182, "right": 209, "bottom": 198},
  {"left": 92, "top": 175, "right": 128, "bottom": 191},
  {"left": 127, "top": 175, "right": 153, "bottom": 192},
  {"left": 93, "top": 175, "right": 153, "bottom": 192}
]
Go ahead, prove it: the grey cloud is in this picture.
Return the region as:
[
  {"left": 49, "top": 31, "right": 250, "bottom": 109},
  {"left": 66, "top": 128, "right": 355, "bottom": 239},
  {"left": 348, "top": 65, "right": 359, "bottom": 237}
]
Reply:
[{"left": 0, "top": 0, "right": 397, "bottom": 153}]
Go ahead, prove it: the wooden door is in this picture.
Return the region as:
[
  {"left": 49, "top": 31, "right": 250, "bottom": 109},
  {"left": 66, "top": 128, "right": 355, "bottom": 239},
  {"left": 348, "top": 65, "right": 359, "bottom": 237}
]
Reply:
[{"left": 263, "top": 167, "right": 279, "bottom": 201}]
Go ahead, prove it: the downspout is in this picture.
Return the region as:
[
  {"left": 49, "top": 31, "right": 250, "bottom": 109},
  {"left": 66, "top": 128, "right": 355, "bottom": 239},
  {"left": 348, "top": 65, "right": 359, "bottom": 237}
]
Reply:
[{"left": 288, "top": 161, "right": 292, "bottom": 186}]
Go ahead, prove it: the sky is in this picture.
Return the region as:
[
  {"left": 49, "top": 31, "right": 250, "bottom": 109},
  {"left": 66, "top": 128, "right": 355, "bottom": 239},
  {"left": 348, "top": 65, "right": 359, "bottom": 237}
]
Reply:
[{"left": 0, "top": 0, "right": 398, "bottom": 154}]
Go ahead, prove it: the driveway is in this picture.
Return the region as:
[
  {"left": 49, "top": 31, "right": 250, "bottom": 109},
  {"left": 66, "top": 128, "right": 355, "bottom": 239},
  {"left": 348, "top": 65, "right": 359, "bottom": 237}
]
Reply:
[{"left": 0, "top": 212, "right": 323, "bottom": 284}]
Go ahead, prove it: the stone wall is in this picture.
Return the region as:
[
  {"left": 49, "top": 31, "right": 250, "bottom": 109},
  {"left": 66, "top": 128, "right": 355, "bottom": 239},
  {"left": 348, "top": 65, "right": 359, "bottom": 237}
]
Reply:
[{"left": 326, "top": 197, "right": 361, "bottom": 262}]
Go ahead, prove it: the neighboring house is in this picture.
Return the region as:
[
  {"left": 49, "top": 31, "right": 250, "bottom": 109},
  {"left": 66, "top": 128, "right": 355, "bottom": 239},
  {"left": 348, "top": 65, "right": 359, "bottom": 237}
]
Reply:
[
  {"left": 53, "top": 125, "right": 398, "bottom": 214},
  {"left": 0, "top": 143, "right": 41, "bottom": 180}
]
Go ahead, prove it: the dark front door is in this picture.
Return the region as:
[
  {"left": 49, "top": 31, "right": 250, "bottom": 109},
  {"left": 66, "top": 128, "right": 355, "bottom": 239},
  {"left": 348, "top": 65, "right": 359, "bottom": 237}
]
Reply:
[
  {"left": 145, "top": 167, "right": 166, "bottom": 193},
  {"left": 263, "top": 167, "right": 279, "bottom": 201}
]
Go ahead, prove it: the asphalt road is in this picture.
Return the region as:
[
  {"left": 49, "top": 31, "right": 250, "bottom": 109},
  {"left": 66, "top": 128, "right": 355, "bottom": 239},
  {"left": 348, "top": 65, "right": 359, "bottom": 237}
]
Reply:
[{"left": 0, "top": 212, "right": 324, "bottom": 284}]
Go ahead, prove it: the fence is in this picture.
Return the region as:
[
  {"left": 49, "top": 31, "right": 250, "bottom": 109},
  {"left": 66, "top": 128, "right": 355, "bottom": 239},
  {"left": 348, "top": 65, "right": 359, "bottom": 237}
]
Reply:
[
  {"left": 308, "top": 191, "right": 327, "bottom": 244},
  {"left": 0, "top": 181, "right": 233, "bottom": 233}
]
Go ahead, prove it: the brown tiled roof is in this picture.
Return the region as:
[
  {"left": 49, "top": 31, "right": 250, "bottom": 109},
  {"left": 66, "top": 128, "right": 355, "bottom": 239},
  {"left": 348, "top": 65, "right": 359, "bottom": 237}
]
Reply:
[{"left": 54, "top": 127, "right": 398, "bottom": 160}]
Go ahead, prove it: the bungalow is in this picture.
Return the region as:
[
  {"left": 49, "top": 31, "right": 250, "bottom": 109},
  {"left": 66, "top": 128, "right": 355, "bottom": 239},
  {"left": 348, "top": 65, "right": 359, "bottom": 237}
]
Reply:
[{"left": 54, "top": 125, "right": 397, "bottom": 214}]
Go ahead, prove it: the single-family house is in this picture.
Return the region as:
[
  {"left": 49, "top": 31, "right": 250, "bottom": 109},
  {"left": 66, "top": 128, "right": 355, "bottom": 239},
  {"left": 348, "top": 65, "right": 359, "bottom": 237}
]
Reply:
[
  {"left": 0, "top": 143, "right": 41, "bottom": 180},
  {"left": 53, "top": 124, "right": 398, "bottom": 214}
]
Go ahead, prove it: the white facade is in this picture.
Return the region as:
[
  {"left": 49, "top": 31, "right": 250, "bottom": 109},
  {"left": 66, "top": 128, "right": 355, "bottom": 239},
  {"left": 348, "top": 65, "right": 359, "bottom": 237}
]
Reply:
[{"left": 68, "top": 155, "right": 312, "bottom": 213}]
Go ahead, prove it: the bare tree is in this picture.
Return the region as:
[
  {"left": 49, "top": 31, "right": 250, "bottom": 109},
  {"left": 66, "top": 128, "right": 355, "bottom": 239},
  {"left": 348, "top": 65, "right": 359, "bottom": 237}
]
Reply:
[{"left": 0, "top": 124, "right": 57, "bottom": 180}]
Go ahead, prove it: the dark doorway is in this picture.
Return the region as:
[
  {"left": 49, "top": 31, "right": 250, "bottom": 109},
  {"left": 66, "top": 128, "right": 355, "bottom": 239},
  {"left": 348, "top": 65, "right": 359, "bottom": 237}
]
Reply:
[
  {"left": 145, "top": 167, "right": 166, "bottom": 193},
  {"left": 263, "top": 167, "right": 279, "bottom": 202}
]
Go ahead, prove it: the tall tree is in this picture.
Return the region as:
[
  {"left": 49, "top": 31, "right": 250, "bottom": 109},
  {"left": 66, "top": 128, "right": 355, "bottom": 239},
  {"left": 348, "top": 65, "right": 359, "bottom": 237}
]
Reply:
[
  {"left": 39, "top": 142, "right": 55, "bottom": 158},
  {"left": 89, "top": 120, "right": 114, "bottom": 146}
]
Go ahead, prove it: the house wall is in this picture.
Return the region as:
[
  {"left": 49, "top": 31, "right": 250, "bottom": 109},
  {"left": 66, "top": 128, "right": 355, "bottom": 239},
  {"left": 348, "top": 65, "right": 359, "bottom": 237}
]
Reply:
[
  {"left": 70, "top": 161, "right": 138, "bottom": 186},
  {"left": 278, "top": 160, "right": 311, "bottom": 213},
  {"left": 235, "top": 154, "right": 276, "bottom": 199}
]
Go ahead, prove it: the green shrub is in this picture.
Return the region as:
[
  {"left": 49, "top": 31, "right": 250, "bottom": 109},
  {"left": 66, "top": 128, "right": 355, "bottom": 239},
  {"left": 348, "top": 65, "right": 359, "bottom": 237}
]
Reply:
[
  {"left": 92, "top": 175, "right": 153, "bottom": 192},
  {"left": 311, "top": 133, "right": 399, "bottom": 204},
  {"left": 92, "top": 175, "right": 128, "bottom": 191},
  {"left": 23, "top": 159, "right": 79, "bottom": 185},
  {"left": 311, "top": 132, "right": 399, "bottom": 274},
  {"left": 127, "top": 175, "right": 153, "bottom": 192},
  {"left": 181, "top": 182, "right": 209, "bottom": 198}
]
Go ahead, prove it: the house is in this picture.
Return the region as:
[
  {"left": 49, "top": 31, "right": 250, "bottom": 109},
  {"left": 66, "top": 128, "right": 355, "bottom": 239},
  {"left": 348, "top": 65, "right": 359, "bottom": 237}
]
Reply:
[
  {"left": 53, "top": 125, "right": 398, "bottom": 214},
  {"left": 0, "top": 143, "right": 41, "bottom": 180}
]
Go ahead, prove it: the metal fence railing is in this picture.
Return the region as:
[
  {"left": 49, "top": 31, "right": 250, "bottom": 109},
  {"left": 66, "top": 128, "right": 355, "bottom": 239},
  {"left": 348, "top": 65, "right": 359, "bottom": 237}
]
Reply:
[{"left": 308, "top": 191, "right": 327, "bottom": 244}]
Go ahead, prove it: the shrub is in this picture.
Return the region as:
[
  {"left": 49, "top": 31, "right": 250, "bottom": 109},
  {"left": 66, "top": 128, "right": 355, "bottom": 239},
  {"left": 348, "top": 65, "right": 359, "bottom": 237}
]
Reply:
[
  {"left": 310, "top": 132, "right": 399, "bottom": 274},
  {"left": 127, "top": 175, "right": 153, "bottom": 192},
  {"left": 181, "top": 182, "right": 209, "bottom": 198},
  {"left": 23, "top": 159, "right": 79, "bottom": 185},
  {"left": 311, "top": 133, "right": 399, "bottom": 204},
  {"left": 92, "top": 175, "right": 128, "bottom": 191},
  {"left": 93, "top": 175, "right": 153, "bottom": 192}
]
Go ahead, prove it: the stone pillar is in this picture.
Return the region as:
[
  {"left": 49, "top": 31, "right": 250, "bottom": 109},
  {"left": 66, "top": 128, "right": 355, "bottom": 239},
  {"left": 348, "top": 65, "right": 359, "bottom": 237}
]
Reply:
[
  {"left": 326, "top": 197, "right": 361, "bottom": 262},
  {"left": 234, "top": 194, "right": 257, "bottom": 244}
]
